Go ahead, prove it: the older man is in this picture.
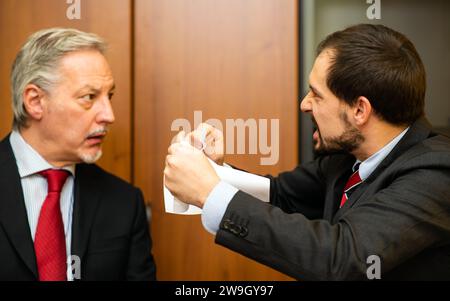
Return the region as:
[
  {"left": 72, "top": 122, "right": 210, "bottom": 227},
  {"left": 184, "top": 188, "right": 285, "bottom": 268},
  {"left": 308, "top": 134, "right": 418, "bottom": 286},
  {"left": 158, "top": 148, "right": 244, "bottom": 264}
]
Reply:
[
  {"left": 0, "top": 28, "right": 156, "bottom": 281},
  {"left": 165, "top": 24, "right": 450, "bottom": 280}
]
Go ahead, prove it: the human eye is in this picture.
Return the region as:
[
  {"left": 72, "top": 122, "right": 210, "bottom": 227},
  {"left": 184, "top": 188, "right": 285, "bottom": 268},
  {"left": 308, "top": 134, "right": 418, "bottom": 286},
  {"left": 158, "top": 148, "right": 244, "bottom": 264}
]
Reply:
[{"left": 81, "top": 94, "right": 96, "bottom": 102}]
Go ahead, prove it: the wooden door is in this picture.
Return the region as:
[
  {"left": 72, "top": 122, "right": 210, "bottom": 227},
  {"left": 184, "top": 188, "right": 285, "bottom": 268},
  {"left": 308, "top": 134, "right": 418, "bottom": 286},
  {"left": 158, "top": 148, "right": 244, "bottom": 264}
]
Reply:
[
  {"left": 134, "top": 0, "right": 299, "bottom": 280},
  {"left": 1, "top": 0, "right": 300, "bottom": 280},
  {"left": 0, "top": 0, "right": 132, "bottom": 180}
]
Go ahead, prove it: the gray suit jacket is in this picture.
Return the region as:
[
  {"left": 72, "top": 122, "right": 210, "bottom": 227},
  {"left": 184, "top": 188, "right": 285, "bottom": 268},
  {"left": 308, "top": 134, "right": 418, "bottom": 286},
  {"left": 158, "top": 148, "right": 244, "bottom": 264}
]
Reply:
[{"left": 215, "top": 118, "right": 450, "bottom": 280}]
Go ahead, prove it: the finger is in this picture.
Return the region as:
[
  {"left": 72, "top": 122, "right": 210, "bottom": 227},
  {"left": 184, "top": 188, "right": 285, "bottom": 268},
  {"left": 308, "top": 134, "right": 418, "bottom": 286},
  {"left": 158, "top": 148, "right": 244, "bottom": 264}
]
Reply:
[
  {"left": 169, "top": 130, "right": 185, "bottom": 146},
  {"left": 196, "top": 123, "right": 215, "bottom": 138},
  {"left": 177, "top": 141, "right": 202, "bottom": 155},
  {"left": 168, "top": 143, "right": 178, "bottom": 155},
  {"left": 165, "top": 154, "right": 176, "bottom": 168},
  {"left": 163, "top": 166, "right": 170, "bottom": 181},
  {"left": 186, "top": 131, "right": 206, "bottom": 150},
  {"left": 198, "top": 124, "right": 220, "bottom": 148},
  {"left": 174, "top": 130, "right": 186, "bottom": 143},
  {"left": 165, "top": 154, "right": 174, "bottom": 167}
]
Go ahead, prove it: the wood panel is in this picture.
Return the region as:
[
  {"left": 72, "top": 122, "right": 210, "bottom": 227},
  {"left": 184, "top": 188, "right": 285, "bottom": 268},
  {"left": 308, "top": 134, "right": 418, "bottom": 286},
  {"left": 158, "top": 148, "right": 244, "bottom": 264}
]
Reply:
[
  {"left": 0, "top": 0, "right": 132, "bottom": 180},
  {"left": 135, "top": 0, "right": 298, "bottom": 280}
]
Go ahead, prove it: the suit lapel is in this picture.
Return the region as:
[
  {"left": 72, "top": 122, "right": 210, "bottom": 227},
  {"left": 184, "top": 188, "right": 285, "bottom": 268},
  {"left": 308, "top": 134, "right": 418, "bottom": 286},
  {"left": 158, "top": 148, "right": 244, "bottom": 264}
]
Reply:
[
  {"left": 0, "top": 135, "right": 38, "bottom": 278},
  {"left": 323, "top": 155, "right": 354, "bottom": 221},
  {"left": 71, "top": 164, "right": 101, "bottom": 264},
  {"left": 362, "top": 117, "right": 432, "bottom": 186},
  {"left": 333, "top": 117, "right": 433, "bottom": 220}
]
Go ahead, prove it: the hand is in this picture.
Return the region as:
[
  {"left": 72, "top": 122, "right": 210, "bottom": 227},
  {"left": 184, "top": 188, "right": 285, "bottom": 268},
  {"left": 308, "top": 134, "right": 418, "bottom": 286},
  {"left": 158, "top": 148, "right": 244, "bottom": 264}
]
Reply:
[
  {"left": 187, "top": 123, "right": 225, "bottom": 166},
  {"left": 164, "top": 131, "right": 220, "bottom": 208}
]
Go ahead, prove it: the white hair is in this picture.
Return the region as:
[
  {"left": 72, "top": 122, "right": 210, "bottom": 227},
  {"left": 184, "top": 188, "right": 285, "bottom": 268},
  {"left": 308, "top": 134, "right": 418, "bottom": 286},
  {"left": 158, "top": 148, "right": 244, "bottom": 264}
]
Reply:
[{"left": 11, "top": 28, "right": 107, "bottom": 130}]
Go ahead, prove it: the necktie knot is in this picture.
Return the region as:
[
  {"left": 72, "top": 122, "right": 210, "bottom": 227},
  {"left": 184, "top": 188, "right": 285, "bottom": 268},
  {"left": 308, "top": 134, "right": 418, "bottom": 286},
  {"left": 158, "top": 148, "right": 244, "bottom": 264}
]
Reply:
[
  {"left": 39, "top": 169, "right": 70, "bottom": 193},
  {"left": 343, "top": 169, "right": 362, "bottom": 192},
  {"left": 340, "top": 164, "right": 363, "bottom": 208}
]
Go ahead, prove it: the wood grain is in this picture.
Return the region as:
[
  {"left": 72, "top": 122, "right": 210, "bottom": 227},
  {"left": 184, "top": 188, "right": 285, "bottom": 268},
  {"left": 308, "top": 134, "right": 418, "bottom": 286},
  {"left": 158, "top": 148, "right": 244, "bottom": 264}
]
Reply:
[
  {"left": 134, "top": 0, "right": 299, "bottom": 280},
  {"left": 0, "top": 0, "right": 132, "bottom": 181}
]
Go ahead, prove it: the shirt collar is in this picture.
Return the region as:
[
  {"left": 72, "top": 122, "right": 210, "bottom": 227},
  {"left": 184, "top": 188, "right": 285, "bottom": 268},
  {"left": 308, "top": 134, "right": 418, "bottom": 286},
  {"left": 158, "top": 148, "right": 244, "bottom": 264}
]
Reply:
[
  {"left": 353, "top": 127, "right": 409, "bottom": 181},
  {"left": 9, "top": 130, "right": 75, "bottom": 178}
]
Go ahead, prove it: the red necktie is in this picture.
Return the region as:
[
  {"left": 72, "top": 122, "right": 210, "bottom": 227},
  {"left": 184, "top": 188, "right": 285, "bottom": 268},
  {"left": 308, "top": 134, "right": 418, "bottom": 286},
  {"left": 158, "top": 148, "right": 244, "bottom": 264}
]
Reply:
[
  {"left": 339, "top": 165, "right": 362, "bottom": 208},
  {"left": 34, "top": 169, "right": 70, "bottom": 281}
]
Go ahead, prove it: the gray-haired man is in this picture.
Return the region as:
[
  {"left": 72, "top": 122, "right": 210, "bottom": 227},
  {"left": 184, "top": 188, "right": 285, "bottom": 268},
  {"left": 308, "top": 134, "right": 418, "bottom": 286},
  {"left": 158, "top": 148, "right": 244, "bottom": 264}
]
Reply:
[{"left": 0, "top": 28, "right": 156, "bottom": 281}]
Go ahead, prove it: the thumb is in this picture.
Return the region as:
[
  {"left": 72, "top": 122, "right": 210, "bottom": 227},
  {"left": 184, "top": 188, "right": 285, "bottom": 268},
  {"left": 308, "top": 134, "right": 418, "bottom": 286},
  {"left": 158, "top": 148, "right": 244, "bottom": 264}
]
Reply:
[{"left": 175, "top": 130, "right": 186, "bottom": 143}]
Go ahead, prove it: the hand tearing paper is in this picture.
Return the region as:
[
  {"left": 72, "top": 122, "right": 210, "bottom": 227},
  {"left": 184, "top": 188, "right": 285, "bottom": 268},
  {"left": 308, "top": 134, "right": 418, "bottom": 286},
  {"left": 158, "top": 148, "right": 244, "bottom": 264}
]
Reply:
[{"left": 164, "top": 158, "right": 270, "bottom": 215}]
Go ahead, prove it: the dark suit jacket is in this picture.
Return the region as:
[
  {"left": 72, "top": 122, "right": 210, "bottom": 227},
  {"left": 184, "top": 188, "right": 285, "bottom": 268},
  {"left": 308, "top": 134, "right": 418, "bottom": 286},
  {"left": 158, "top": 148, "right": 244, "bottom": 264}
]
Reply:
[
  {"left": 0, "top": 135, "right": 156, "bottom": 281},
  {"left": 215, "top": 118, "right": 450, "bottom": 280}
]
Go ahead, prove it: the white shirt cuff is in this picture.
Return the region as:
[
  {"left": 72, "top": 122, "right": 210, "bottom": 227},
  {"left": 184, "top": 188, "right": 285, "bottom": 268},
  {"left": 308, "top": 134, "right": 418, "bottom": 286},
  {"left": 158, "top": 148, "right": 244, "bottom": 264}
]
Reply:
[{"left": 201, "top": 181, "right": 238, "bottom": 235}]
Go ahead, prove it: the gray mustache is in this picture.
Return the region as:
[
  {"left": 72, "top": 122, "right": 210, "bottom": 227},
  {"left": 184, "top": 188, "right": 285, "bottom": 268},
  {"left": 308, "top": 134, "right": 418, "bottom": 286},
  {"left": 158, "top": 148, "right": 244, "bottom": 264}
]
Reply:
[{"left": 86, "top": 128, "right": 108, "bottom": 139}]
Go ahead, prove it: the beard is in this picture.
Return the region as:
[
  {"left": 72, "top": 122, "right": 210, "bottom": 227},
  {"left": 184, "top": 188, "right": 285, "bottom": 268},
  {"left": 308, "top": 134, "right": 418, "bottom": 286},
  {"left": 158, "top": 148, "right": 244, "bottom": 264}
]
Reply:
[
  {"left": 80, "top": 149, "right": 103, "bottom": 164},
  {"left": 79, "top": 127, "right": 108, "bottom": 164},
  {"left": 312, "top": 112, "right": 364, "bottom": 157}
]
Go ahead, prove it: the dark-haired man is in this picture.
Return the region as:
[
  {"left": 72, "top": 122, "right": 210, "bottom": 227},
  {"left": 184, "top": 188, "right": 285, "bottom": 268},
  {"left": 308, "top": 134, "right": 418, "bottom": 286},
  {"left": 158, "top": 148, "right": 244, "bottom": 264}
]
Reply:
[{"left": 164, "top": 24, "right": 450, "bottom": 280}]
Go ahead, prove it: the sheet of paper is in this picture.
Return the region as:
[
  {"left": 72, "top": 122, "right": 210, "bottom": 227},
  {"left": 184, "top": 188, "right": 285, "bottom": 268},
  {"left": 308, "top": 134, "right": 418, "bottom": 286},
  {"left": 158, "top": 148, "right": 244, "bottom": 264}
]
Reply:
[{"left": 164, "top": 158, "right": 270, "bottom": 215}]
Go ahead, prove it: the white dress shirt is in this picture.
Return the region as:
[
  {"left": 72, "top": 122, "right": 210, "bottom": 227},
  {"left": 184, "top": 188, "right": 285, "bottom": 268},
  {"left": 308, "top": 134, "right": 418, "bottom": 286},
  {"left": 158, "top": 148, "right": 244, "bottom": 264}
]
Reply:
[
  {"left": 202, "top": 127, "right": 410, "bottom": 234},
  {"left": 9, "top": 131, "right": 75, "bottom": 279}
]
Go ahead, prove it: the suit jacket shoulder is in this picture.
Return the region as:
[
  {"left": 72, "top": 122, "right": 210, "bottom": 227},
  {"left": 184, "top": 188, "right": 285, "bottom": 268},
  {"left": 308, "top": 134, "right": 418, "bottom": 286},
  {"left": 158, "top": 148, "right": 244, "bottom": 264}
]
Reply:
[{"left": 76, "top": 163, "right": 138, "bottom": 194}]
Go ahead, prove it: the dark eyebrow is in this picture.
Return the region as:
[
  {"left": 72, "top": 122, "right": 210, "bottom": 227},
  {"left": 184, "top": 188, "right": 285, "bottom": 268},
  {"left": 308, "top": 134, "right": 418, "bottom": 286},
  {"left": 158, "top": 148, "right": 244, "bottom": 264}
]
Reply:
[
  {"left": 109, "top": 84, "right": 116, "bottom": 92},
  {"left": 309, "top": 84, "right": 323, "bottom": 98}
]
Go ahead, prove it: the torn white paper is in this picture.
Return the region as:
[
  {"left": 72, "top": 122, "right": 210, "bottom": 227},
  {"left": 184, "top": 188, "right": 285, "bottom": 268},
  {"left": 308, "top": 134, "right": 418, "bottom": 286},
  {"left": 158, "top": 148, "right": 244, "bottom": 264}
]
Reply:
[{"left": 164, "top": 158, "right": 270, "bottom": 215}]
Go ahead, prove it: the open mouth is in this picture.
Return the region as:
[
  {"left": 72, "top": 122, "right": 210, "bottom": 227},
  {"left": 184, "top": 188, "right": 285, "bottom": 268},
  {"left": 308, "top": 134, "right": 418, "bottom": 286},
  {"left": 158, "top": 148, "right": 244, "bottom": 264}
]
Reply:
[
  {"left": 86, "top": 130, "right": 107, "bottom": 145},
  {"left": 311, "top": 118, "right": 319, "bottom": 140}
]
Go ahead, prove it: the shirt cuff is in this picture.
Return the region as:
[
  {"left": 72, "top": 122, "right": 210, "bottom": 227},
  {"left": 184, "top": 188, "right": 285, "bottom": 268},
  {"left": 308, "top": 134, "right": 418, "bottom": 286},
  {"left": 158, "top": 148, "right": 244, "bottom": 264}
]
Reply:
[{"left": 201, "top": 181, "right": 238, "bottom": 235}]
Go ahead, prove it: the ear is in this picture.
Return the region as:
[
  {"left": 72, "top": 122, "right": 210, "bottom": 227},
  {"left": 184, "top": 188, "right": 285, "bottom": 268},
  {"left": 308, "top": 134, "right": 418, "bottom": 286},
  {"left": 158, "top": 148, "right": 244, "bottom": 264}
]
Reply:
[
  {"left": 352, "top": 96, "right": 372, "bottom": 126},
  {"left": 22, "top": 84, "right": 46, "bottom": 122}
]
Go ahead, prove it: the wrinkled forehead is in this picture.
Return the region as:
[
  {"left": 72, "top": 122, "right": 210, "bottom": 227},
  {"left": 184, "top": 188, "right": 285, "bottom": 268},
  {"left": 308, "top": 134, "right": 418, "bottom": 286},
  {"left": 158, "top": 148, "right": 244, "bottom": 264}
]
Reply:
[{"left": 56, "top": 50, "right": 114, "bottom": 90}]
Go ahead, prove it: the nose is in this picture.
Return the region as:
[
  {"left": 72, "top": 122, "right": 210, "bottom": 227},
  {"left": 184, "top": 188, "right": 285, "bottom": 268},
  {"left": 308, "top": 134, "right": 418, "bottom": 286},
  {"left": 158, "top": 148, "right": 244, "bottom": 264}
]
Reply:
[
  {"left": 300, "top": 93, "right": 312, "bottom": 113},
  {"left": 97, "top": 96, "right": 115, "bottom": 125}
]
